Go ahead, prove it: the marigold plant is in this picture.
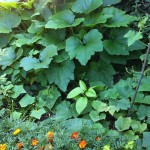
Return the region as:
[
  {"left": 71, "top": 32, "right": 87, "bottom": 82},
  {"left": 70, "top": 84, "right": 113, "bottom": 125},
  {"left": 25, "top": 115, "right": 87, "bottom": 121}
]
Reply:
[
  {"left": 0, "top": 144, "right": 6, "bottom": 150},
  {"left": 79, "top": 140, "right": 87, "bottom": 149},
  {"left": 71, "top": 132, "right": 79, "bottom": 140},
  {"left": 31, "top": 138, "right": 38, "bottom": 146}
]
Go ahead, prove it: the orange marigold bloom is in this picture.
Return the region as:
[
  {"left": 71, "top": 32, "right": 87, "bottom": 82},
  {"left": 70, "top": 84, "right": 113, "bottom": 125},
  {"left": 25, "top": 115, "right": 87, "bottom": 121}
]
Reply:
[
  {"left": 71, "top": 132, "right": 79, "bottom": 140},
  {"left": 47, "top": 132, "right": 54, "bottom": 142},
  {"left": 13, "top": 128, "right": 21, "bottom": 135},
  {"left": 17, "top": 142, "right": 23, "bottom": 150},
  {"left": 0, "top": 144, "right": 6, "bottom": 150},
  {"left": 95, "top": 136, "right": 101, "bottom": 141},
  {"left": 31, "top": 138, "right": 38, "bottom": 146},
  {"left": 79, "top": 140, "right": 87, "bottom": 149}
]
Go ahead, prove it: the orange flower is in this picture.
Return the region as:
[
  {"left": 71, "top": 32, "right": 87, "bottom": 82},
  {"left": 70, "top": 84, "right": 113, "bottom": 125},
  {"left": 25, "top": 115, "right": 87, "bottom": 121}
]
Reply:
[
  {"left": 31, "top": 138, "right": 38, "bottom": 146},
  {"left": 17, "top": 142, "right": 23, "bottom": 150},
  {"left": 47, "top": 132, "right": 54, "bottom": 142},
  {"left": 95, "top": 136, "right": 101, "bottom": 141},
  {"left": 71, "top": 132, "right": 79, "bottom": 140},
  {"left": 0, "top": 144, "right": 6, "bottom": 150},
  {"left": 79, "top": 140, "right": 87, "bottom": 149}
]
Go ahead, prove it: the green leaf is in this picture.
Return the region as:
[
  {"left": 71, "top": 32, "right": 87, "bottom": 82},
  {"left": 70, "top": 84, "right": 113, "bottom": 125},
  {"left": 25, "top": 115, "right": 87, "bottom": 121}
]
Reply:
[
  {"left": 11, "top": 85, "right": 26, "bottom": 98},
  {"left": 13, "top": 34, "right": 41, "bottom": 47},
  {"left": 46, "top": 60, "right": 75, "bottom": 91},
  {"left": 131, "top": 120, "right": 147, "bottom": 133},
  {"left": 20, "top": 56, "right": 39, "bottom": 71},
  {"left": 83, "top": 13, "right": 112, "bottom": 27},
  {"left": 115, "top": 117, "right": 131, "bottom": 131},
  {"left": 45, "top": 10, "right": 84, "bottom": 29},
  {"left": 55, "top": 101, "right": 72, "bottom": 121},
  {"left": 66, "top": 29, "right": 103, "bottom": 65},
  {"left": 86, "top": 60, "right": 116, "bottom": 86},
  {"left": 103, "top": 0, "right": 121, "bottom": 6},
  {"left": 117, "top": 99, "right": 130, "bottom": 110},
  {"left": 71, "top": 0, "right": 103, "bottom": 14},
  {"left": 139, "top": 77, "right": 150, "bottom": 91},
  {"left": 10, "top": 111, "right": 22, "bottom": 120},
  {"left": 89, "top": 110, "right": 106, "bottom": 122},
  {"left": 0, "top": 33, "right": 12, "bottom": 48},
  {"left": 79, "top": 80, "right": 87, "bottom": 91},
  {"left": 19, "top": 94, "right": 35, "bottom": 107},
  {"left": 38, "top": 30, "right": 66, "bottom": 50},
  {"left": 100, "top": 51, "right": 127, "bottom": 64},
  {"left": 0, "top": 11, "right": 21, "bottom": 33},
  {"left": 37, "top": 86, "right": 60, "bottom": 109},
  {"left": 104, "top": 88, "right": 119, "bottom": 99},
  {"left": 92, "top": 100, "right": 109, "bottom": 113},
  {"left": 143, "top": 132, "right": 150, "bottom": 148},
  {"left": 85, "top": 88, "right": 97, "bottom": 98},
  {"left": 0, "top": 47, "right": 15, "bottom": 69},
  {"left": 124, "top": 30, "right": 143, "bottom": 46},
  {"left": 67, "top": 87, "right": 84, "bottom": 99},
  {"left": 101, "top": 7, "right": 137, "bottom": 27},
  {"left": 103, "top": 28, "right": 146, "bottom": 56},
  {"left": 76, "top": 97, "right": 88, "bottom": 114},
  {"left": 20, "top": 45, "right": 57, "bottom": 71},
  {"left": 114, "top": 79, "right": 134, "bottom": 98},
  {"left": 30, "top": 108, "right": 46, "bottom": 119}
]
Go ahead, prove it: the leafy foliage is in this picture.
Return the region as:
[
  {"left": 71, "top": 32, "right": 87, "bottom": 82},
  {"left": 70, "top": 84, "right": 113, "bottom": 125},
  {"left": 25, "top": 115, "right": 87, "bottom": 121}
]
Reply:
[{"left": 0, "top": 0, "right": 150, "bottom": 149}]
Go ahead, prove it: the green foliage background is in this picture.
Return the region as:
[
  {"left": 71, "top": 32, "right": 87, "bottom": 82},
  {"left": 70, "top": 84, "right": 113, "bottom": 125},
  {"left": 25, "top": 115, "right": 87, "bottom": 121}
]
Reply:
[{"left": 0, "top": 0, "right": 150, "bottom": 149}]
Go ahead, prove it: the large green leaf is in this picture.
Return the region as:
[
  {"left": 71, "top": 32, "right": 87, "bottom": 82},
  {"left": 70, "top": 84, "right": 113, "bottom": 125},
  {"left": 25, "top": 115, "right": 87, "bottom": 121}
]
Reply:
[
  {"left": 115, "top": 117, "right": 131, "bottom": 131},
  {"left": 0, "top": 11, "right": 21, "bottom": 33},
  {"left": 12, "top": 34, "right": 41, "bottom": 47},
  {"left": 83, "top": 13, "right": 112, "bottom": 27},
  {"left": 76, "top": 97, "right": 88, "bottom": 114},
  {"left": 71, "top": 0, "right": 103, "bottom": 14},
  {"left": 86, "top": 60, "right": 116, "bottom": 86},
  {"left": 20, "top": 45, "right": 57, "bottom": 71},
  {"left": 143, "top": 132, "right": 150, "bottom": 148},
  {"left": 45, "top": 10, "right": 84, "bottom": 29},
  {"left": 46, "top": 60, "right": 75, "bottom": 91},
  {"left": 114, "top": 79, "right": 134, "bottom": 99},
  {"left": 92, "top": 100, "right": 109, "bottom": 113},
  {"left": 67, "top": 87, "right": 84, "bottom": 99},
  {"left": 103, "top": 28, "right": 146, "bottom": 55},
  {"left": 19, "top": 94, "right": 35, "bottom": 107},
  {"left": 0, "top": 47, "right": 15, "bottom": 69},
  {"left": 55, "top": 101, "right": 72, "bottom": 121},
  {"left": 101, "top": 7, "right": 137, "bottom": 27},
  {"left": 0, "top": 34, "right": 12, "bottom": 48},
  {"left": 11, "top": 85, "right": 26, "bottom": 98},
  {"left": 103, "top": 0, "right": 121, "bottom": 6},
  {"left": 124, "top": 30, "right": 143, "bottom": 46},
  {"left": 30, "top": 108, "right": 46, "bottom": 119},
  {"left": 66, "top": 29, "right": 103, "bottom": 65},
  {"left": 38, "top": 30, "right": 66, "bottom": 50},
  {"left": 37, "top": 86, "right": 60, "bottom": 109}
]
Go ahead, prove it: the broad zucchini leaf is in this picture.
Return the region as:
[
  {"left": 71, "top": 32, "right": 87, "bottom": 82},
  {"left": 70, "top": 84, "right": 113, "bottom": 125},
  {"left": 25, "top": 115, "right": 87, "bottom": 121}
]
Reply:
[
  {"left": 45, "top": 10, "right": 84, "bottom": 29},
  {"left": 0, "top": 11, "right": 21, "bottom": 33},
  {"left": 71, "top": 0, "right": 103, "bottom": 14},
  {"left": 46, "top": 60, "right": 75, "bottom": 91},
  {"left": 66, "top": 29, "right": 103, "bottom": 65}
]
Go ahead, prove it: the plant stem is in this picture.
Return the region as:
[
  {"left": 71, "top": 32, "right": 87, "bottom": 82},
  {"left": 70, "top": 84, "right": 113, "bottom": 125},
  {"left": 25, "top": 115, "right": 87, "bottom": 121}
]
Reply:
[{"left": 127, "top": 43, "right": 150, "bottom": 117}]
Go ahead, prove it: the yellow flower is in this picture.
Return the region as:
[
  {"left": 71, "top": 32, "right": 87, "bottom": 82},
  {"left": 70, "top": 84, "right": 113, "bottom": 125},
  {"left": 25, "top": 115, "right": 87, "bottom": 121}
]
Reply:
[
  {"left": 103, "top": 145, "right": 110, "bottom": 150},
  {"left": 13, "top": 128, "right": 21, "bottom": 135},
  {"left": 0, "top": 143, "right": 6, "bottom": 150}
]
